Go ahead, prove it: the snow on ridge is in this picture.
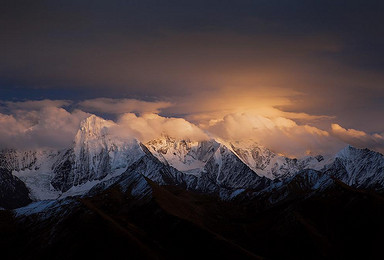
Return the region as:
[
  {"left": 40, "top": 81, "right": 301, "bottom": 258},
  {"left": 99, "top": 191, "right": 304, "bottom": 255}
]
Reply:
[
  {"left": 145, "top": 135, "right": 219, "bottom": 176},
  {"left": 2, "top": 114, "right": 384, "bottom": 204},
  {"left": 218, "top": 138, "right": 334, "bottom": 180}
]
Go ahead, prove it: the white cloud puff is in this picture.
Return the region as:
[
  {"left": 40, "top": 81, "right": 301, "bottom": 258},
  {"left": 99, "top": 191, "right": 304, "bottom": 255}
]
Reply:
[
  {"left": 205, "top": 112, "right": 342, "bottom": 157},
  {"left": 0, "top": 99, "right": 203, "bottom": 149},
  {"left": 0, "top": 104, "right": 89, "bottom": 150},
  {"left": 0, "top": 99, "right": 383, "bottom": 157},
  {"left": 331, "top": 124, "right": 384, "bottom": 154},
  {"left": 110, "top": 113, "right": 209, "bottom": 142}
]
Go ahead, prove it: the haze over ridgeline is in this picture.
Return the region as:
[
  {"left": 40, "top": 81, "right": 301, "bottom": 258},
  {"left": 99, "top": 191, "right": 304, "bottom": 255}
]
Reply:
[
  {"left": 0, "top": 98, "right": 383, "bottom": 157},
  {"left": 1, "top": 1, "right": 383, "bottom": 156}
]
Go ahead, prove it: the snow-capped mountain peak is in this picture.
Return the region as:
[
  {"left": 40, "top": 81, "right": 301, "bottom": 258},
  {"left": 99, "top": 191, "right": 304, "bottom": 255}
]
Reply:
[
  {"left": 145, "top": 135, "right": 219, "bottom": 176},
  {"left": 51, "top": 115, "right": 146, "bottom": 193},
  {"left": 1, "top": 114, "right": 383, "bottom": 206},
  {"left": 218, "top": 139, "right": 333, "bottom": 180},
  {"left": 326, "top": 145, "right": 384, "bottom": 189},
  {"left": 335, "top": 144, "right": 367, "bottom": 159},
  {"left": 75, "top": 115, "right": 115, "bottom": 143}
]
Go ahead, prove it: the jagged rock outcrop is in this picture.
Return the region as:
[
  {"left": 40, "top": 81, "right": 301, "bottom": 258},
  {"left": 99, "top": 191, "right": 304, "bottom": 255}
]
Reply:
[
  {"left": 0, "top": 149, "right": 40, "bottom": 172},
  {"left": 198, "top": 144, "right": 270, "bottom": 191},
  {"left": 145, "top": 136, "right": 219, "bottom": 176},
  {"left": 227, "top": 140, "right": 332, "bottom": 179},
  {"left": 324, "top": 145, "right": 384, "bottom": 190},
  {"left": 51, "top": 115, "right": 145, "bottom": 192},
  {"left": 0, "top": 168, "right": 31, "bottom": 209}
]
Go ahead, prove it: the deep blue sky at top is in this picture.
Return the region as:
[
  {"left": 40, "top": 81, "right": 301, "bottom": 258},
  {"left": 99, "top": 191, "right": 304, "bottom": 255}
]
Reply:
[
  {"left": 1, "top": 0, "right": 383, "bottom": 99},
  {"left": 0, "top": 0, "right": 383, "bottom": 133}
]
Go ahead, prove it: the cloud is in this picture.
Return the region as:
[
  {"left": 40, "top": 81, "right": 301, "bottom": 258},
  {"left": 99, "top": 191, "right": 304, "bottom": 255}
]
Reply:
[
  {"left": 0, "top": 101, "right": 89, "bottom": 149},
  {"left": 110, "top": 113, "right": 209, "bottom": 142},
  {"left": 0, "top": 99, "right": 205, "bottom": 149},
  {"left": 205, "top": 112, "right": 343, "bottom": 157},
  {"left": 331, "top": 124, "right": 384, "bottom": 153},
  {"left": 0, "top": 98, "right": 383, "bottom": 157},
  {"left": 0, "top": 2, "right": 383, "bottom": 146},
  {"left": 78, "top": 98, "right": 172, "bottom": 115}
]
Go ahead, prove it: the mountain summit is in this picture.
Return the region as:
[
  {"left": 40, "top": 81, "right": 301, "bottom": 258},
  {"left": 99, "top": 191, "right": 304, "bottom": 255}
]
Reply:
[{"left": 0, "top": 114, "right": 383, "bottom": 204}]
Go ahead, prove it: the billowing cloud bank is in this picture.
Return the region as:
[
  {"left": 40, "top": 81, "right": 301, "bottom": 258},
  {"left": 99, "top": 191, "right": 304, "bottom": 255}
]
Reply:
[
  {"left": 0, "top": 100, "right": 89, "bottom": 149},
  {"left": 205, "top": 113, "right": 335, "bottom": 156},
  {"left": 331, "top": 124, "right": 384, "bottom": 153},
  {"left": 111, "top": 113, "right": 208, "bottom": 142},
  {"left": 0, "top": 99, "right": 382, "bottom": 156},
  {"left": 1, "top": 1, "right": 383, "bottom": 156},
  {"left": 0, "top": 100, "right": 207, "bottom": 150}
]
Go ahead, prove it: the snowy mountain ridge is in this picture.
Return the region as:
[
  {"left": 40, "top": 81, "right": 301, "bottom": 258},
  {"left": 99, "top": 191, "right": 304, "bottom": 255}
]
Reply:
[
  {"left": 325, "top": 145, "right": 384, "bottom": 190},
  {"left": 0, "top": 114, "right": 383, "bottom": 205},
  {"left": 220, "top": 139, "right": 333, "bottom": 180},
  {"left": 145, "top": 135, "right": 219, "bottom": 176}
]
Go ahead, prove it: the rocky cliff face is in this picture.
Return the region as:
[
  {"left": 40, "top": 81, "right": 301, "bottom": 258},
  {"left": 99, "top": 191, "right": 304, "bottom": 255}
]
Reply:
[
  {"left": 0, "top": 149, "right": 40, "bottom": 172},
  {"left": 199, "top": 144, "right": 270, "bottom": 190},
  {"left": 51, "top": 115, "right": 145, "bottom": 192},
  {"left": 227, "top": 140, "right": 333, "bottom": 179},
  {"left": 0, "top": 168, "right": 31, "bottom": 209},
  {"left": 145, "top": 136, "right": 271, "bottom": 192},
  {"left": 145, "top": 136, "right": 219, "bottom": 176},
  {"left": 324, "top": 145, "right": 384, "bottom": 190}
]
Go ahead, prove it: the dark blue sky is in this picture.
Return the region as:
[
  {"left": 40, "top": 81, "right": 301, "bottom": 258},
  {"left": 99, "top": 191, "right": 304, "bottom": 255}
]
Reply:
[{"left": 0, "top": 0, "right": 383, "bottom": 133}]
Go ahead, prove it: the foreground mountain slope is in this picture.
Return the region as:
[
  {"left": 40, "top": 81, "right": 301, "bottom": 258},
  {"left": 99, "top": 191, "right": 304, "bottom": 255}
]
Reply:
[
  {"left": 231, "top": 179, "right": 384, "bottom": 259},
  {"left": 6, "top": 167, "right": 261, "bottom": 260},
  {"left": 240, "top": 169, "right": 336, "bottom": 205},
  {"left": 1, "top": 166, "right": 383, "bottom": 260}
]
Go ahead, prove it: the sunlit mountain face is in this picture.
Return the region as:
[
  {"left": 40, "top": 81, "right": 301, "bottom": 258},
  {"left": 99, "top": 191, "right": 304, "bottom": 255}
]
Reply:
[{"left": 0, "top": 1, "right": 383, "bottom": 259}]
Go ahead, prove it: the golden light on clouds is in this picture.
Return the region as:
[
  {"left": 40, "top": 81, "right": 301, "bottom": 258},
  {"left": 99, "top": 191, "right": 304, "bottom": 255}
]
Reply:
[{"left": 0, "top": 95, "right": 382, "bottom": 157}]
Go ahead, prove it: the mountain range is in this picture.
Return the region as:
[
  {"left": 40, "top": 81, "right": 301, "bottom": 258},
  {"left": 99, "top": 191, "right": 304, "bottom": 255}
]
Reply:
[{"left": 0, "top": 115, "right": 383, "bottom": 259}]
